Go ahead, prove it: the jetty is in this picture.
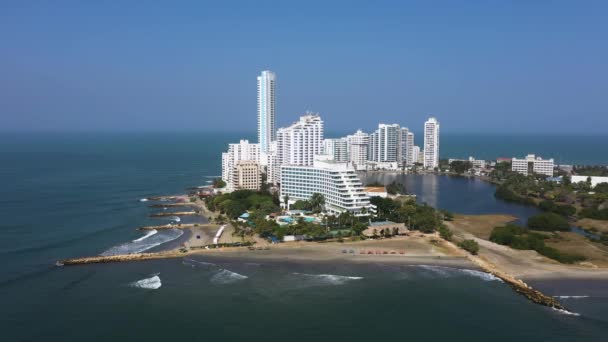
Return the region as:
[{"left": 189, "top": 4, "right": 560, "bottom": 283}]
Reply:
[
  {"left": 466, "top": 253, "right": 565, "bottom": 310},
  {"left": 138, "top": 223, "right": 217, "bottom": 231},
  {"left": 150, "top": 211, "right": 198, "bottom": 217}
]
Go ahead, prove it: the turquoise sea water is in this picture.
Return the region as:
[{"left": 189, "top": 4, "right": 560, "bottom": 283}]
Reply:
[{"left": 1, "top": 132, "right": 607, "bottom": 341}]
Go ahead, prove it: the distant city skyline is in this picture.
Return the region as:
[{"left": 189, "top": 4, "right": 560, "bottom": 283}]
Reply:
[{"left": 1, "top": 1, "right": 607, "bottom": 133}]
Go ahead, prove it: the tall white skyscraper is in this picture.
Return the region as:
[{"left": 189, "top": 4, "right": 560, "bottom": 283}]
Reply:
[
  {"left": 257, "top": 70, "right": 276, "bottom": 157},
  {"left": 423, "top": 117, "right": 440, "bottom": 169},
  {"left": 398, "top": 127, "right": 414, "bottom": 166},
  {"left": 346, "top": 130, "right": 369, "bottom": 170},
  {"left": 276, "top": 113, "right": 324, "bottom": 167},
  {"left": 369, "top": 124, "right": 400, "bottom": 162}
]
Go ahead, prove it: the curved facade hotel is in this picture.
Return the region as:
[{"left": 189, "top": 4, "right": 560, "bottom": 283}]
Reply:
[{"left": 280, "top": 157, "right": 372, "bottom": 215}]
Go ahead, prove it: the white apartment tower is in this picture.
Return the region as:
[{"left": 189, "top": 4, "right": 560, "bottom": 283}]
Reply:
[
  {"left": 398, "top": 127, "right": 414, "bottom": 166},
  {"left": 346, "top": 130, "right": 369, "bottom": 170},
  {"left": 221, "top": 140, "right": 261, "bottom": 191},
  {"left": 423, "top": 117, "right": 440, "bottom": 169},
  {"left": 257, "top": 70, "right": 276, "bottom": 157},
  {"left": 369, "top": 124, "right": 400, "bottom": 163},
  {"left": 276, "top": 113, "right": 324, "bottom": 167},
  {"left": 411, "top": 145, "right": 421, "bottom": 164},
  {"left": 323, "top": 138, "right": 348, "bottom": 162}
]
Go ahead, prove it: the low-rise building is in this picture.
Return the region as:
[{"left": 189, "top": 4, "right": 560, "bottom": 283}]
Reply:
[
  {"left": 512, "top": 154, "right": 554, "bottom": 177},
  {"left": 364, "top": 186, "right": 388, "bottom": 198},
  {"left": 571, "top": 175, "right": 608, "bottom": 188},
  {"left": 362, "top": 221, "right": 408, "bottom": 237}
]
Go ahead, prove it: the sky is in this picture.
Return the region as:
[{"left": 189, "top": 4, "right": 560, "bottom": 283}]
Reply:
[{"left": 1, "top": 0, "right": 607, "bottom": 134}]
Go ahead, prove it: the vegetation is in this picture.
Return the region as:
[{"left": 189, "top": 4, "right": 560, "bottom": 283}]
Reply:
[
  {"left": 527, "top": 212, "right": 570, "bottom": 231},
  {"left": 438, "top": 225, "right": 453, "bottom": 241},
  {"left": 449, "top": 160, "right": 473, "bottom": 175},
  {"left": 538, "top": 200, "right": 576, "bottom": 216},
  {"left": 205, "top": 190, "right": 279, "bottom": 220},
  {"left": 287, "top": 193, "right": 326, "bottom": 213},
  {"left": 458, "top": 239, "right": 479, "bottom": 255},
  {"left": 490, "top": 224, "right": 585, "bottom": 264},
  {"left": 212, "top": 178, "right": 226, "bottom": 189},
  {"left": 573, "top": 166, "right": 608, "bottom": 177},
  {"left": 370, "top": 196, "right": 443, "bottom": 233},
  {"left": 386, "top": 181, "right": 406, "bottom": 195}
]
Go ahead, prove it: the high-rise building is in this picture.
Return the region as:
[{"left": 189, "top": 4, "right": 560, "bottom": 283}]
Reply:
[
  {"left": 280, "top": 156, "right": 371, "bottom": 215},
  {"left": 221, "top": 140, "right": 260, "bottom": 191},
  {"left": 235, "top": 160, "right": 261, "bottom": 190},
  {"left": 411, "top": 145, "right": 421, "bottom": 164},
  {"left": 276, "top": 113, "right": 324, "bottom": 167},
  {"left": 423, "top": 117, "right": 440, "bottom": 169},
  {"left": 511, "top": 154, "right": 554, "bottom": 177},
  {"left": 369, "top": 124, "right": 400, "bottom": 163},
  {"left": 257, "top": 70, "right": 276, "bottom": 157},
  {"left": 398, "top": 127, "right": 414, "bottom": 166},
  {"left": 323, "top": 138, "right": 348, "bottom": 162},
  {"left": 346, "top": 130, "right": 369, "bottom": 170}
]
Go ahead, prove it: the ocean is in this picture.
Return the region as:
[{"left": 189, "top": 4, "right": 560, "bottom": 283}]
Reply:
[{"left": 1, "top": 132, "right": 607, "bottom": 341}]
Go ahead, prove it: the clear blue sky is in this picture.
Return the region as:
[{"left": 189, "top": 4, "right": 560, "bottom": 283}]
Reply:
[{"left": 1, "top": 0, "right": 607, "bottom": 134}]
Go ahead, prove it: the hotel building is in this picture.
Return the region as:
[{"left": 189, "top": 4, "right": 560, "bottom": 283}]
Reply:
[
  {"left": 369, "top": 123, "right": 400, "bottom": 163},
  {"left": 280, "top": 156, "right": 372, "bottom": 215},
  {"left": 511, "top": 154, "right": 554, "bottom": 177}
]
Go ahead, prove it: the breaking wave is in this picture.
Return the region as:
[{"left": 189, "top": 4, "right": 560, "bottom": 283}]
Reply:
[
  {"left": 130, "top": 274, "right": 161, "bottom": 290},
  {"left": 554, "top": 295, "right": 590, "bottom": 299},
  {"left": 459, "top": 269, "right": 504, "bottom": 282},
  {"left": 552, "top": 307, "right": 580, "bottom": 316},
  {"left": 293, "top": 273, "right": 363, "bottom": 286},
  {"left": 210, "top": 269, "right": 248, "bottom": 284},
  {"left": 101, "top": 229, "right": 183, "bottom": 256},
  {"left": 132, "top": 229, "right": 158, "bottom": 242},
  {"left": 139, "top": 198, "right": 149, "bottom": 202},
  {"left": 411, "top": 265, "right": 503, "bottom": 282}
]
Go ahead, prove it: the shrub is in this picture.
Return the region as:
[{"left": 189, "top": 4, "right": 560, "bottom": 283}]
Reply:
[
  {"left": 527, "top": 212, "right": 570, "bottom": 231},
  {"left": 438, "top": 226, "right": 453, "bottom": 241},
  {"left": 458, "top": 239, "right": 479, "bottom": 255}
]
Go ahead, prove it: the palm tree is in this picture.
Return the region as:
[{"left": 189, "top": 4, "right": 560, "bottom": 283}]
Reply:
[
  {"left": 309, "top": 193, "right": 325, "bottom": 213},
  {"left": 283, "top": 194, "right": 289, "bottom": 212}
]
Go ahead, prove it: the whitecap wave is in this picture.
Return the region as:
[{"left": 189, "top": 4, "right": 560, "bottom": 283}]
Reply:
[
  {"left": 410, "top": 265, "right": 503, "bottom": 282},
  {"left": 101, "top": 229, "right": 183, "bottom": 256},
  {"left": 139, "top": 198, "right": 149, "bottom": 202},
  {"left": 554, "top": 295, "right": 590, "bottom": 299},
  {"left": 459, "top": 269, "right": 504, "bottom": 282},
  {"left": 170, "top": 216, "right": 181, "bottom": 223},
  {"left": 130, "top": 274, "right": 161, "bottom": 290},
  {"left": 210, "top": 269, "right": 248, "bottom": 284},
  {"left": 552, "top": 307, "right": 580, "bottom": 316},
  {"left": 132, "top": 229, "right": 158, "bottom": 242},
  {"left": 293, "top": 273, "right": 363, "bottom": 285}
]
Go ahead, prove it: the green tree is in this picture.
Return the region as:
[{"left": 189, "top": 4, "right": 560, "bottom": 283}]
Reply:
[{"left": 458, "top": 239, "right": 480, "bottom": 255}]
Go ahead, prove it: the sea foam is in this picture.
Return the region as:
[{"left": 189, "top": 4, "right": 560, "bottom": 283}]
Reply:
[
  {"left": 210, "top": 269, "right": 248, "bottom": 284},
  {"left": 552, "top": 307, "right": 581, "bottom": 316},
  {"left": 101, "top": 229, "right": 183, "bottom": 256},
  {"left": 132, "top": 229, "right": 158, "bottom": 242},
  {"left": 554, "top": 295, "right": 590, "bottom": 299},
  {"left": 293, "top": 273, "right": 363, "bottom": 285},
  {"left": 130, "top": 274, "right": 161, "bottom": 290},
  {"left": 139, "top": 198, "right": 149, "bottom": 202}
]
